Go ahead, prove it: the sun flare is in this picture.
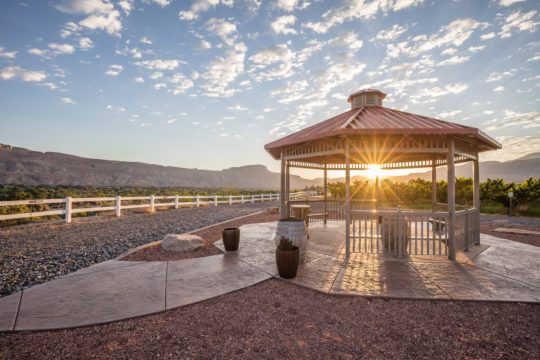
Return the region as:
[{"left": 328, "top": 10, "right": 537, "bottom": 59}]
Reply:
[{"left": 365, "top": 164, "right": 383, "bottom": 179}]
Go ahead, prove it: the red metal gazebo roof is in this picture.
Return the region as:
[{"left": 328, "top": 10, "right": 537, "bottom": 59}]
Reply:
[{"left": 265, "top": 101, "right": 500, "bottom": 160}]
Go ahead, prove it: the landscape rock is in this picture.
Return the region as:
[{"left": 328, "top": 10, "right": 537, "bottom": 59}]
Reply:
[{"left": 162, "top": 234, "right": 204, "bottom": 252}]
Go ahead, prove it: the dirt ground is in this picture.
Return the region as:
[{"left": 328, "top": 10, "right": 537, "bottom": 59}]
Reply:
[{"left": 1, "top": 279, "right": 538, "bottom": 360}]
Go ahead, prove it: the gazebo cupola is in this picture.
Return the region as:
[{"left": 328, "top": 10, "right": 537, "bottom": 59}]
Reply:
[{"left": 347, "top": 88, "right": 386, "bottom": 108}]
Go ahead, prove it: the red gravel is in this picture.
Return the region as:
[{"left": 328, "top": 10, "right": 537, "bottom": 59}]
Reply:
[
  {"left": 481, "top": 224, "right": 540, "bottom": 247},
  {"left": 121, "top": 211, "right": 279, "bottom": 261},
  {"left": 1, "top": 279, "right": 538, "bottom": 360}
]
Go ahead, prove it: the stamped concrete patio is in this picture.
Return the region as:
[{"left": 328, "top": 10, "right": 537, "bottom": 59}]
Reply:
[
  {"left": 0, "top": 221, "right": 538, "bottom": 332},
  {"left": 217, "top": 222, "right": 540, "bottom": 302}
]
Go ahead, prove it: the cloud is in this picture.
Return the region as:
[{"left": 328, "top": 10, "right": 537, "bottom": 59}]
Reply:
[
  {"left": 201, "top": 42, "right": 247, "bottom": 97},
  {"left": 118, "top": 0, "right": 133, "bottom": 15},
  {"left": 249, "top": 44, "right": 295, "bottom": 81},
  {"left": 485, "top": 109, "right": 540, "bottom": 132},
  {"left": 79, "top": 9, "right": 122, "bottom": 35},
  {"left": 140, "top": 37, "right": 152, "bottom": 45},
  {"left": 271, "top": 15, "right": 297, "bottom": 35},
  {"left": 270, "top": 60, "right": 366, "bottom": 134},
  {"left": 468, "top": 45, "right": 485, "bottom": 53},
  {"left": 167, "top": 118, "right": 177, "bottom": 124},
  {"left": 0, "top": 45, "right": 17, "bottom": 59},
  {"left": 0, "top": 66, "right": 47, "bottom": 82},
  {"left": 499, "top": 10, "right": 538, "bottom": 38},
  {"left": 149, "top": 0, "right": 171, "bottom": 7},
  {"left": 480, "top": 32, "right": 496, "bottom": 40},
  {"left": 270, "top": 80, "right": 309, "bottom": 103},
  {"left": 54, "top": 0, "right": 114, "bottom": 14},
  {"left": 61, "top": 97, "right": 77, "bottom": 105},
  {"left": 437, "top": 110, "right": 461, "bottom": 119},
  {"left": 78, "top": 37, "right": 94, "bottom": 50},
  {"left": 410, "top": 83, "right": 468, "bottom": 100},
  {"left": 154, "top": 83, "right": 167, "bottom": 90},
  {"left": 179, "top": 0, "right": 233, "bottom": 21},
  {"left": 441, "top": 48, "right": 457, "bottom": 56},
  {"left": 486, "top": 68, "right": 516, "bottom": 82},
  {"left": 493, "top": 85, "right": 505, "bottom": 91},
  {"left": 481, "top": 135, "right": 540, "bottom": 162},
  {"left": 375, "top": 24, "right": 407, "bottom": 41},
  {"left": 135, "top": 59, "right": 183, "bottom": 70},
  {"left": 148, "top": 71, "right": 163, "bottom": 80},
  {"left": 206, "top": 18, "right": 237, "bottom": 46},
  {"left": 60, "top": 21, "right": 81, "bottom": 38},
  {"left": 499, "top": 0, "right": 526, "bottom": 6},
  {"left": 305, "top": 0, "right": 425, "bottom": 33},
  {"left": 227, "top": 104, "right": 248, "bottom": 111},
  {"left": 327, "top": 32, "right": 363, "bottom": 52},
  {"left": 55, "top": 0, "right": 122, "bottom": 36},
  {"left": 168, "top": 73, "right": 194, "bottom": 94},
  {"left": 48, "top": 42, "right": 76, "bottom": 54},
  {"left": 527, "top": 54, "right": 540, "bottom": 62},
  {"left": 436, "top": 55, "right": 469, "bottom": 66},
  {"left": 105, "top": 64, "right": 124, "bottom": 76},
  {"left": 386, "top": 18, "right": 481, "bottom": 58},
  {"left": 134, "top": 77, "right": 145, "bottom": 83}
]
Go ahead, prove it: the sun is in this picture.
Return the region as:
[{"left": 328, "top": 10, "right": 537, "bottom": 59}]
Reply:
[{"left": 365, "top": 164, "right": 383, "bottom": 179}]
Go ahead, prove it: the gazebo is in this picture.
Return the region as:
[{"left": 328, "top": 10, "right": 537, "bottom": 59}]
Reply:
[{"left": 265, "top": 89, "right": 501, "bottom": 260}]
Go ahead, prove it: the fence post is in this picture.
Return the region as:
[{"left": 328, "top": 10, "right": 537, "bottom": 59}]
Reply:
[
  {"left": 65, "top": 196, "right": 72, "bottom": 223},
  {"left": 229, "top": 195, "right": 232, "bottom": 205},
  {"left": 398, "top": 207, "right": 402, "bottom": 258},
  {"left": 174, "top": 195, "right": 179, "bottom": 209},
  {"left": 251, "top": 195, "right": 255, "bottom": 203},
  {"left": 214, "top": 195, "right": 218, "bottom": 207},
  {"left": 464, "top": 208, "right": 469, "bottom": 252},
  {"left": 115, "top": 196, "right": 122, "bottom": 217},
  {"left": 150, "top": 195, "right": 155, "bottom": 213},
  {"left": 241, "top": 195, "right": 244, "bottom": 204}
]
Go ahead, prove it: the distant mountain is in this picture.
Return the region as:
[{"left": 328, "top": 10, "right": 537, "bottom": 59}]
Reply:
[
  {"left": 0, "top": 144, "right": 538, "bottom": 189},
  {"left": 384, "top": 154, "right": 540, "bottom": 183},
  {"left": 0, "top": 144, "right": 320, "bottom": 190}
]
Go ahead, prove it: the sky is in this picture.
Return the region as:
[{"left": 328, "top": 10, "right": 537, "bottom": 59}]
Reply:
[{"left": 0, "top": 0, "right": 539, "bottom": 179}]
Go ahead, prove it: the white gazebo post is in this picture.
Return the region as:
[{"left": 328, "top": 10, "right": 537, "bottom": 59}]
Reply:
[
  {"left": 285, "top": 161, "right": 291, "bottom": 218},
  {"left": 280, "top": 151, "right": 286, "bottom": 218},
  {"left": 473, "top": 153, "right": 480, "bottom": 244},
  {"left": 345, "top": 140, "right": 351, "bottom": 258},
  {"left": 323, "top": 163, "right": 328, "bottom": 225},
  {"left": 447, "top": 138, "right": 456, "bottom": 261},
  {"left": 375, "top": 175, "right": 379, "bottom": 209},
  {"left": 432, "top": 158, "right": 437, "bottom": 212}
]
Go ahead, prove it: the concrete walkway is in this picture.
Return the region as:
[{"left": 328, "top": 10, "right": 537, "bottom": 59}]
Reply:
[{"left": 1, "top": 221, "right": 539, "bottom": 332}]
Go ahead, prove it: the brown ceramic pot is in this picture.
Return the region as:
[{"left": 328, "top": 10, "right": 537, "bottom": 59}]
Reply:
[
  {"left": 222, "top": 228, "right": 240, "bottom": 251},
  {"left": 275, "top": 247, "right": 299, "bottom": 279}
]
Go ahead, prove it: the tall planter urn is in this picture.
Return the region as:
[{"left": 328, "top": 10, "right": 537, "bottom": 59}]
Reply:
[
  {"left": 222, "top": 227, "right": 240, "bottom": 251},
  {"left": 275, "top": 236, "right": 299, "bottom": 279}
]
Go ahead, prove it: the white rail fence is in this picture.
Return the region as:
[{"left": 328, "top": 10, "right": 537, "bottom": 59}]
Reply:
[{"left": 0, "top": 192, "right": 308, "bottom": 224}]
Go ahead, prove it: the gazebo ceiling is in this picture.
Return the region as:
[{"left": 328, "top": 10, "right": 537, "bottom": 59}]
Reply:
[{"left": 265, "top": 89, "right": 501, "bottom": 162}]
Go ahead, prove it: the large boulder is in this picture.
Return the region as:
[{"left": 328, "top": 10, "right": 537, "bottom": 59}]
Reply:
[{"left": 161, "top": 234, "right": 204, "bottom": 252}]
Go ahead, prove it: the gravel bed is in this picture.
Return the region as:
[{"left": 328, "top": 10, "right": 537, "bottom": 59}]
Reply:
[
  {"left": 121, "top": 211, "right": 279, "bottom": 261},
  {"left": 480, "top": 223, "right": 540, "bottom": 247},
  {"left": 0, "top": 203, "right": 276, "bottom": 297},
  {"left": 1, "top": 279, "right": 538, "bottom": 359}
]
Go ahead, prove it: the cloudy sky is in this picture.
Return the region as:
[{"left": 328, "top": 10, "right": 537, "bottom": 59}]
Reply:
[{"left": 0, "top": 0, "right": 539, "bottom": 176}]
